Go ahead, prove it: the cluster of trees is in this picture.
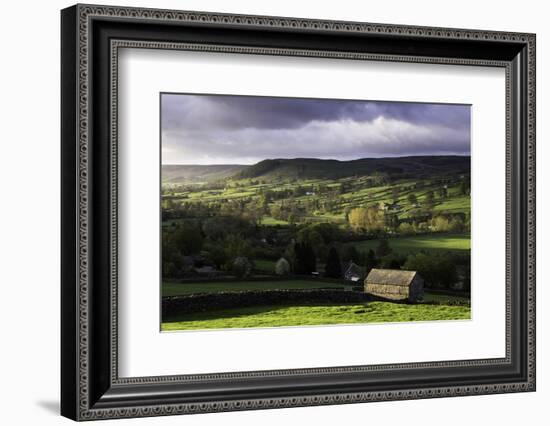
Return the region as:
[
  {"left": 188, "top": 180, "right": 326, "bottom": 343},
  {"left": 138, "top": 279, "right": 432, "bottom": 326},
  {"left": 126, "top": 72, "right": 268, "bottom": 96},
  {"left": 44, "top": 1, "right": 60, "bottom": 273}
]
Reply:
[
  {"left": 162, "top": 217, "right": 344, "bottom": 279},
  {"left": 403, "top": 253, "right": 459, "bottom": 290},
  {"left": 346, "top": 202, "right": 469, "bottom": 236},
  {"left": 279, "top": 238, "right": 400, "bottom": 280},
  {"left": 161, "top": 170, "right": 471, "bottom": 288},
  {"left": 162, "top": 216, "right": 257, "bottom": 278},
  {"left": 348, "top": 206, "right": 385, "bottom": 232},
  {"left": 162, "top": 223, "right": 204, "bottom": 278},
  {"left": 284, "top": 241, "right": 317, "bottom": 275},
  {"left": 162, "top": 215, "right": 468, "bottom": 292},
  {"left": 299, "top": 238, "right": 466, "bottom": 291},
  {"left": 163, "top": 173, "right": 471, "bottom": 238},
  {"left": 269, "top": 202, "right": 304, "bottom": 224}
]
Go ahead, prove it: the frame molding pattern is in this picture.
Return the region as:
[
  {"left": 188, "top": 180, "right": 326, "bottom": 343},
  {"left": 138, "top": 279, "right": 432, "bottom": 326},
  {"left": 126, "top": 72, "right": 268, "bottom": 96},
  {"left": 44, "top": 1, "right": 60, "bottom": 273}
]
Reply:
[
  {"left": 68, "top": 4, "right": 535, "bottom": 420},
  {"left": 109, "top": 39, "right": 511, "bottom": 381}
]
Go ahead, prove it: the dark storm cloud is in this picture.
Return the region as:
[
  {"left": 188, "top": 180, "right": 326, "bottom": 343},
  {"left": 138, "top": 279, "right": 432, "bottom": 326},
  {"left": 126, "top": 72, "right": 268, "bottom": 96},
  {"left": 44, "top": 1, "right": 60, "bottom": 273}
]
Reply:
[{"left": 161, "top": 93, "right": 471, "bottom": 164}]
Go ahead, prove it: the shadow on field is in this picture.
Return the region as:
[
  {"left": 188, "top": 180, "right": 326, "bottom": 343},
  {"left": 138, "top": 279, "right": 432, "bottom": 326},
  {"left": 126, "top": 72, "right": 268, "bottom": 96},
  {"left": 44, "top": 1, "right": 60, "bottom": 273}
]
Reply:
[{"left": 162, "top": 302, "right": 366, "bottom": 323}]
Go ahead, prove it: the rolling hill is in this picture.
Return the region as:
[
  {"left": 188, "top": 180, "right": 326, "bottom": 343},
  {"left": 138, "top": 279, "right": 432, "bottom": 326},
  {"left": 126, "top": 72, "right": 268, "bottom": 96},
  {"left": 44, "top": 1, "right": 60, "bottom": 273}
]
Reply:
[
  {"left": 234, "top": 156, "right": 470, "bottom": 180},
  {"left": 163, "top": 156, "right": 470, "bottom": 184},
  {"left": 162, "top": 164, "right": 247, "bottom": 183}
]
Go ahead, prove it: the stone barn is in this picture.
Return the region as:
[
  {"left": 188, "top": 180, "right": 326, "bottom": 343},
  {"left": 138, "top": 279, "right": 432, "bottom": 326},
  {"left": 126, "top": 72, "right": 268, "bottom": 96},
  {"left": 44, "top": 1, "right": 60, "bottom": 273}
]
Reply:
[{"left": 364, "top": 269, "right": 424, "bottom": 303}]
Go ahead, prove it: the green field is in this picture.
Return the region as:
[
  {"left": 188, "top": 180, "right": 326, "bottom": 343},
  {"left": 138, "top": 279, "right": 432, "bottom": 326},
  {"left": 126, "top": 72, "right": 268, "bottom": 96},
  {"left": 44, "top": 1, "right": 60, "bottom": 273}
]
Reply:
[
  {"left": 162, "top": 279, "right": 347, "bottom": 297},
  {"left": 161, "top": 156, "right": 471, "bottom": 331},
  {"left": 350, "top": 234, "right": 470, "bottom": 254},
  {"left": 254, "top": 259, "right": 276, "bottom": 273},
  {"left": 163, "top": 157, "right": 471, "bottom": 226},
  {"left": 433, "top": 196, "right": 470, "bottom": 213},
  {"left": 259, "top": 216, "right": 289, "bottom": 226},
  {"left": 162, "top": 301, "right": 470, "bottom": 331}
]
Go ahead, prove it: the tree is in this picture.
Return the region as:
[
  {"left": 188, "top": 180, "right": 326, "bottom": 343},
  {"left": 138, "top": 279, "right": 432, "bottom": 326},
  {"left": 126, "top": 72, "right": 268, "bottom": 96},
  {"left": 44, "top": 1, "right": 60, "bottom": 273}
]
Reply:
[
  {"left": 324, "top": 247, "right": 342, "bottom": 278},
  {"left": 293, "top": 241, "right": 316, "bottom": 275},
  {"left": 407, "top": 193, "right": 418, "bottom": 205},
  {"left": 202, "top": 243, "right": 227, "bottom": 269},
  {"left": 403, "top": 253, "right": 458, "bottom": 289},
  {"left": 162, "top": 261, "right": 178, "bottom": 278},
  {"left": 284, "top": 242, "right": 297, "bottom": 272},
  {"left": 269, "top": 204, "right": 282, "bottom": 221},
  {"left": 344, "top": 206, "right": 352, "bottom": 222},
  {"left": 375, "top": 239, "right": 392, "bottom": 257},
  {"left": 203, "top": 216, "right": 252, "bottom": 241},
  {"left": 348, "top": 207, "right": 366, "bottom": 229},
  {"left": 275, "top": 257, "right": 290, "bottom": 275},
  {"left": 431, "top": 216, "right": 450, "bottom": 232},
  {"left": 385, "top": 213, "right": 399, "bottom": 231},
  {"left": 167, "top": 223, "right": 204, "bottom": 256},
  {"left": 448, "top": 216, "right": 464, "bottom": 233},
  {"left": 288, "top": 213, "right": 297, "bottom": 225},
  {"left": 348, "top": 206, "right": 384, "bottom": 232},
  {"left": 306, "top": 222, "right": 342, "bottom": 244},
  {"left": 342, "top": 245, "right": 361, "bottom": 264},
  {"left": 232, "top": 257, "right": 252, "bottom": 278},
  {"left": 364, "top": 249, "right": 377, "bottom": 274},
  {"left": 379, "top": 253, "right": 404, "bottom": 269},
  {"left": 259, "top": 193, "right": 271, "bottom": 213},
  {"left": 296, "top": 227, "right": 326, "bottom": 259},
  {"left": 223, "top": 234, "right": 252, "bottom": 263},
  {"left": 425, "top": 190, "right": 435, "bottom": 210},
  {"left": 398, "top": 222, "right": 415, "bottom": 235},
  {"left": 459, "top": 178, "right": 470, "bottom": 195},
  {"left": 392, "top": 187, "right": 400, "bottom": 203}
]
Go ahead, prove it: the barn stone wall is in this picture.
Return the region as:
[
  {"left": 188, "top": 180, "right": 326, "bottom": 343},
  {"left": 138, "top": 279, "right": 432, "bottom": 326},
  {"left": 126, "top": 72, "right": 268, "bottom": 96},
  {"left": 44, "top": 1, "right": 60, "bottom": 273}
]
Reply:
[{"left": 364, "top": 283, "right": 410, "bottom": 301}]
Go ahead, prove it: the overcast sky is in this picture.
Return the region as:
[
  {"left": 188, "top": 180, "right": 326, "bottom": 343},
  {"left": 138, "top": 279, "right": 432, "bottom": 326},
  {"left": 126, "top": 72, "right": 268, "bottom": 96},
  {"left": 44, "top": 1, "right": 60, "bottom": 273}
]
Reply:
[{"left": 161, "top": 93, "right": 471, "bottom": 165}]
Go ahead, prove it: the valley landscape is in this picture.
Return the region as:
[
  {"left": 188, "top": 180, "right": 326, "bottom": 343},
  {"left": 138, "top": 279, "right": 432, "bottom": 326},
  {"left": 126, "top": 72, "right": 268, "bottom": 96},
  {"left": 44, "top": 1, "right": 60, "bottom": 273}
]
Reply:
[
  {"left": 160, "top": 93, "right": 471, "bottom": 331},
  {"left": 161, "top": 156, "right": 471, "bottom": 330}
]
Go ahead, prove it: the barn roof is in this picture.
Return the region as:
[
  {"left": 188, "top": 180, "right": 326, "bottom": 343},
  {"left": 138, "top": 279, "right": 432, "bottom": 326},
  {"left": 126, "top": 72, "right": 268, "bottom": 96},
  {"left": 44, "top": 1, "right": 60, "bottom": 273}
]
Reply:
[
  {"left": 365, "top": 269, "right": 417, "bottom": 287},
  {"left": 345, "top": 261, "right": 363, "bottom": 276}
]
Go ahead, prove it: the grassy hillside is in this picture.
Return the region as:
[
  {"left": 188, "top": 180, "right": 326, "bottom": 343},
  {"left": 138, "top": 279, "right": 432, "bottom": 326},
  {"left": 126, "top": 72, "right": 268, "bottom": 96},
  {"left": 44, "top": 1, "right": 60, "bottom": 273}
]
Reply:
[
  {"left": 234, "top": 156, "right": 470, "bottom": 181},
  {"left": 349, "top": 234, "right": 470, "bottom": 254},
  {"left": 161, "top": 155, "right": 471, "bottom": 330},
  {"left": 162, "top": 301, "right": 470, "bottom": 330},
  {"left": 163, "top": 155, "right": 470, "bottom": 184},
  {"left": 162, "top": 164, "right": 247, "bottom": 184}
]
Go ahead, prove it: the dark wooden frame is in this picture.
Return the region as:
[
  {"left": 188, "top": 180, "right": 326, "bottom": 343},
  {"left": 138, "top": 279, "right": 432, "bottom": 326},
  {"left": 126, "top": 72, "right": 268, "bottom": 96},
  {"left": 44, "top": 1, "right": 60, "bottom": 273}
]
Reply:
[{"left": 61, "top": 4, "right": 536, "bottom": 421}]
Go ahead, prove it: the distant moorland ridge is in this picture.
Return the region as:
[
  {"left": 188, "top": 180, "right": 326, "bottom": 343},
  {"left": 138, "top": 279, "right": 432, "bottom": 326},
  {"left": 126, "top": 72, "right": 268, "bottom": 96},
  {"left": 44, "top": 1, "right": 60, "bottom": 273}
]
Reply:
[{"left": 162, "top": 155, "right": 470, "bottom": 183}]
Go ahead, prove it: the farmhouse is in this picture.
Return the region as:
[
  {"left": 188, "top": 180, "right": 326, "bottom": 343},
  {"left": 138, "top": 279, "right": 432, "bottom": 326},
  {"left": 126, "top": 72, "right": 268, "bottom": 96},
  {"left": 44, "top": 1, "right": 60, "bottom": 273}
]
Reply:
[
  {"left": 344, "top": 261, "right": 364, "bottom": 282},
  {"left": 364, "top": 269, "right": 424, "bottom": 303},
  {"left": 194, "top": 265, "right": 220, "bottom": 278}
]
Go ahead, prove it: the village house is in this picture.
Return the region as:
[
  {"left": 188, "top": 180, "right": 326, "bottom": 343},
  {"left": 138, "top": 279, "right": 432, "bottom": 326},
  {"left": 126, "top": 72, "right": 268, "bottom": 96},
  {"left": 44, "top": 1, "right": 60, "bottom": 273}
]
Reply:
[
  {"left": 344, "top": 261, "right": 365, "bottom": 283},
  {"left": 182, "top": 255, "right": 220, "bottom": 277},
  {"left": 364, "top": 269, "right": 424, "bottom": 303},
  {"left": 194, "top": 265, "right": 220, "bottom": 278}
]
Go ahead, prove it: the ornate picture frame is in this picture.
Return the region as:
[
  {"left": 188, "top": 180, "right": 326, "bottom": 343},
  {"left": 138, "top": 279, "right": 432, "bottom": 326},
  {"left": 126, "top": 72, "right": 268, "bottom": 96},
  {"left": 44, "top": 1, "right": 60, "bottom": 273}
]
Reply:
[{"left": 61, "top": 4, "right": 535, "bottom": 421}]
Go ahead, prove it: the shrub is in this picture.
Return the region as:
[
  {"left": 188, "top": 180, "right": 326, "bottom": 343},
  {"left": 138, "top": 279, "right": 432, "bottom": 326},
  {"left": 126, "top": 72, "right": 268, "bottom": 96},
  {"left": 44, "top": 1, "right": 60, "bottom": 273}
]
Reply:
[
  {"left": 379, "top": 253, "right": 406, "bottom": 269},
  {"left": 375, "top": 239, "right": 392, "bottom": 257},
  {"left": 364, "top": 249, "right": 377, "bottom": 274},
  {"left": 325, "top": 247, "right": 342, "bottom": 278},
  {"left": 275, "top": 258, "right": 290, "bottom": 276},
  {"left": 342, "top": 245, "right": 362, "bottom": 264},
  {"left": 448, "top": 216, "right": 465, "bottom": 233},
  {"left": 403, "top": 253, "right": 458, "bottom": 289},
  {"left": 398, "top": 222, "right": 415, "bottom": 235},
  {"left": 431, "top": 216, "right": 449, "bottom": 232},
  {"left": 232, "top": 257, "right": 252, "bottom": 279}
]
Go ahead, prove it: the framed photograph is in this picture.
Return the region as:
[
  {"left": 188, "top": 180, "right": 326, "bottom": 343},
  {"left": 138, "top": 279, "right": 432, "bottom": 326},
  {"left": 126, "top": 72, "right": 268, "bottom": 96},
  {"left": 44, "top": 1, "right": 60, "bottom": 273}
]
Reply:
[{"left": 61, "top": 4, "right": 536, "bottom": 421}]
